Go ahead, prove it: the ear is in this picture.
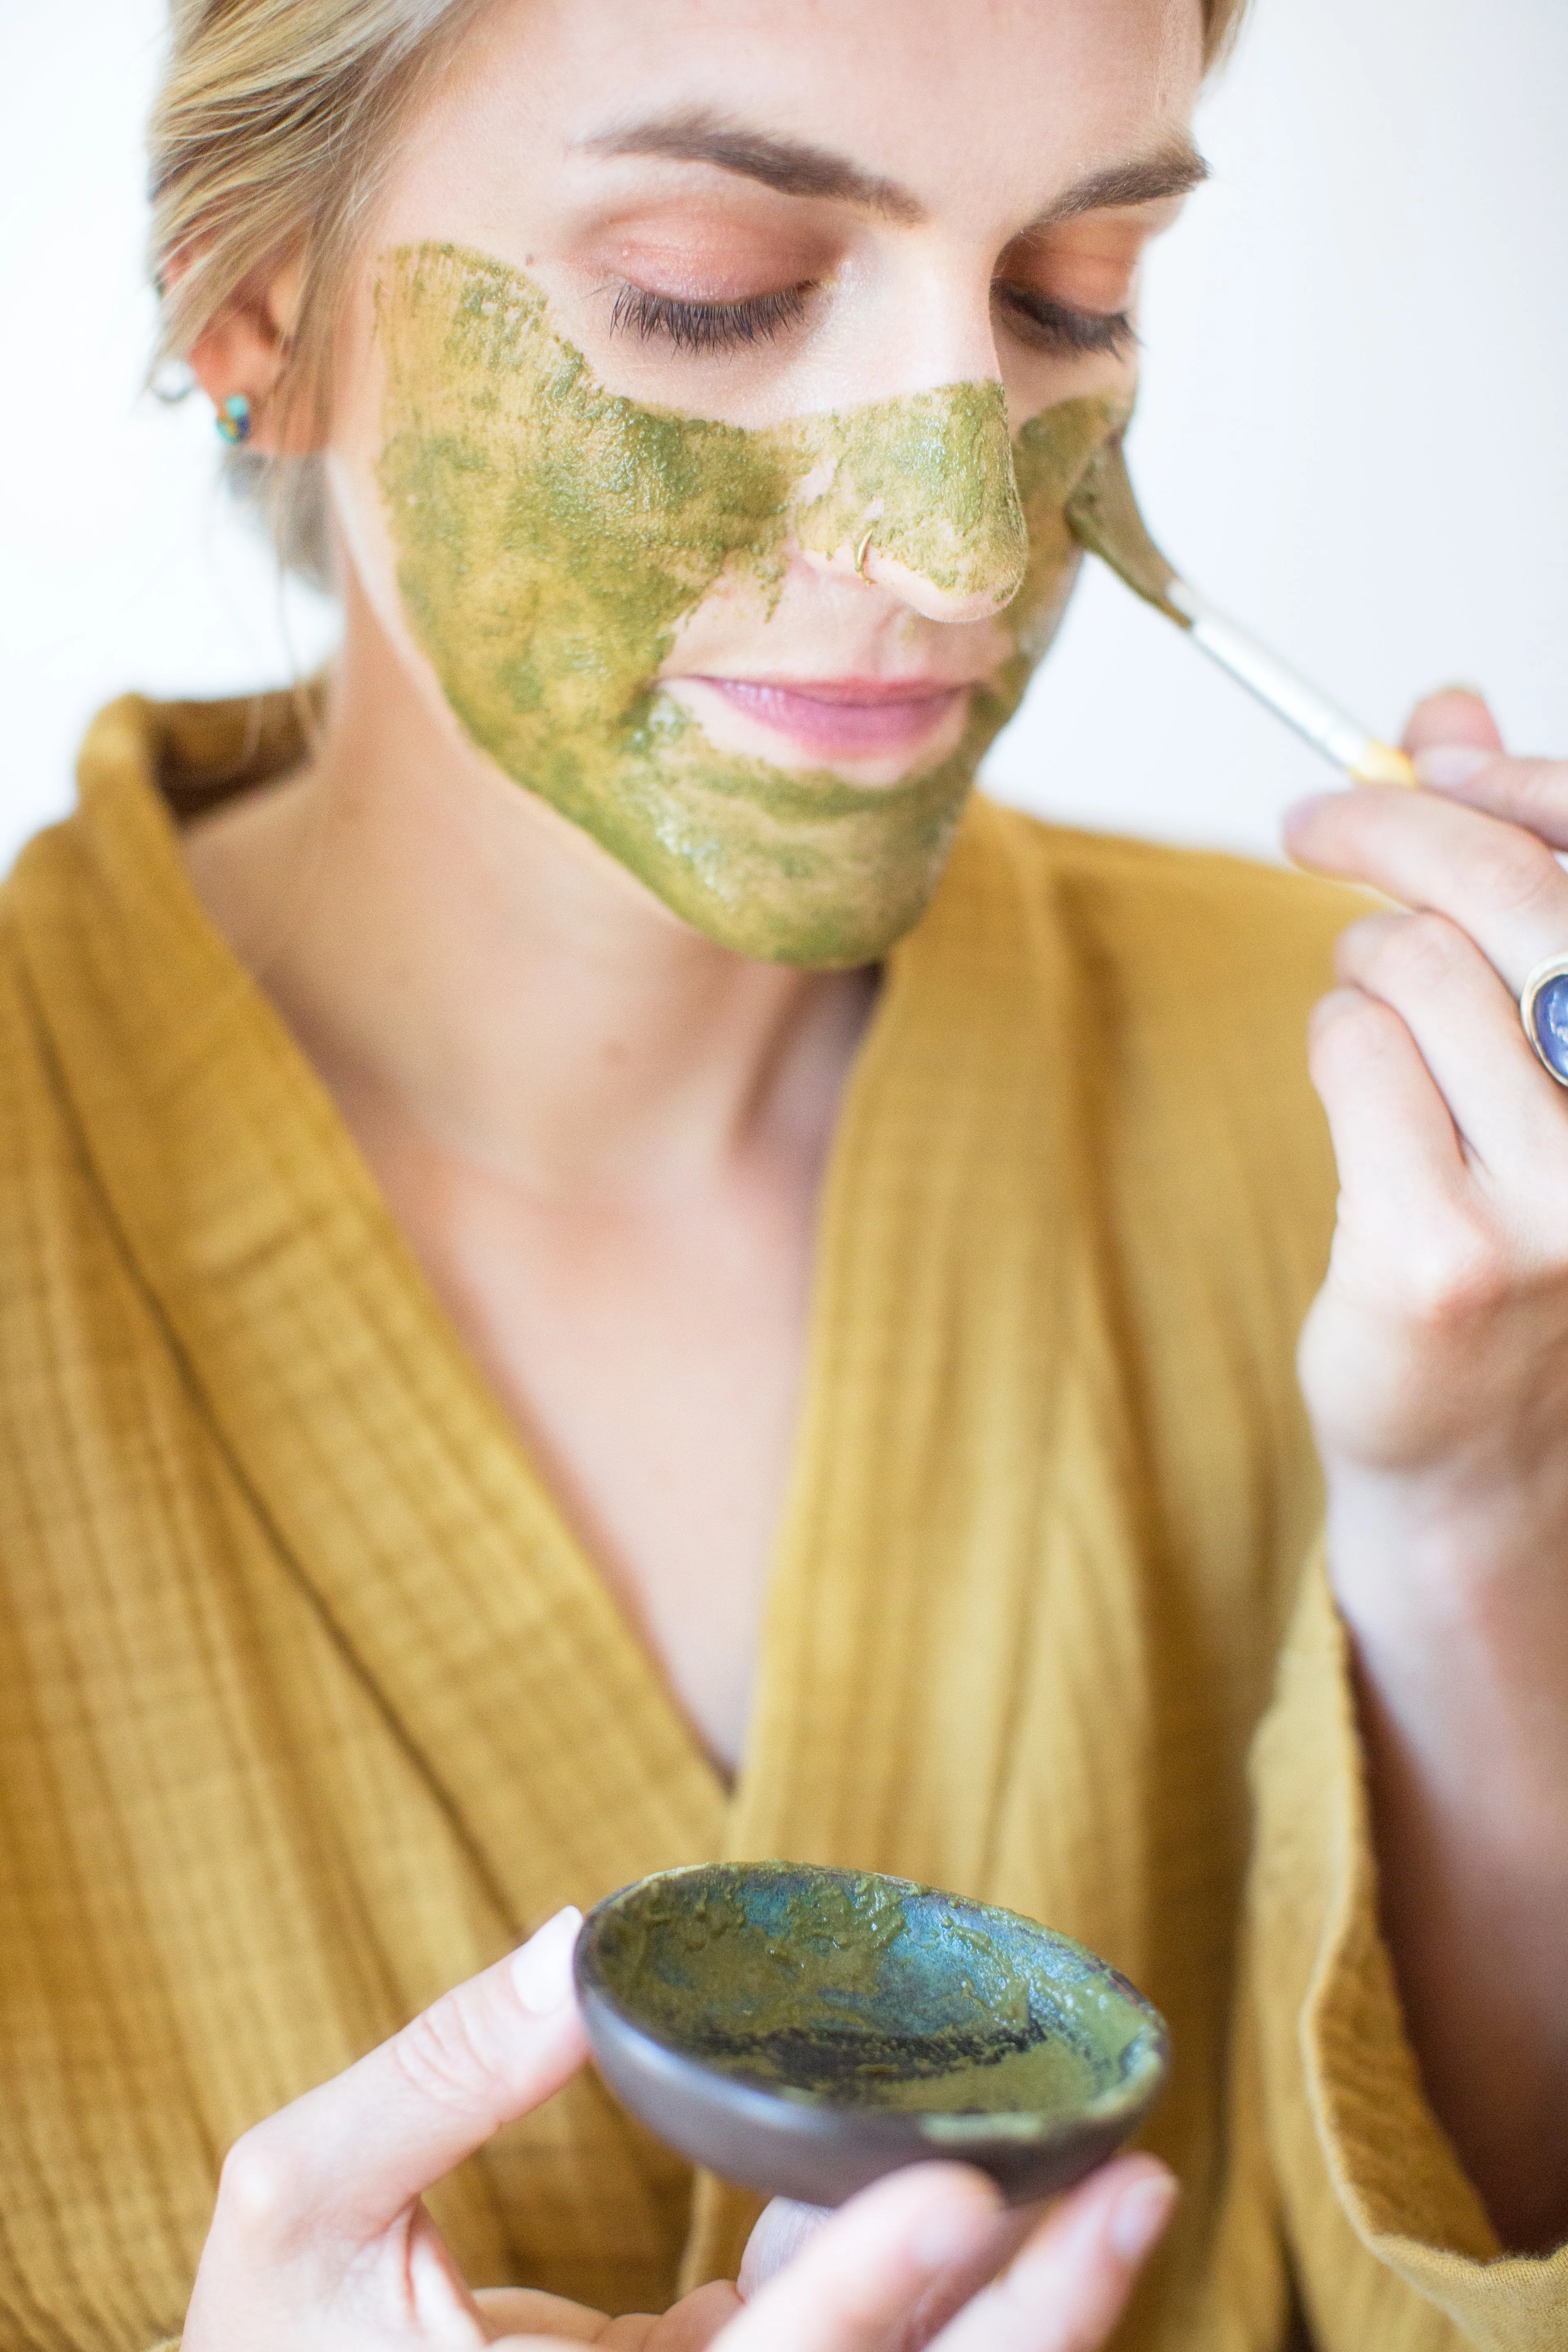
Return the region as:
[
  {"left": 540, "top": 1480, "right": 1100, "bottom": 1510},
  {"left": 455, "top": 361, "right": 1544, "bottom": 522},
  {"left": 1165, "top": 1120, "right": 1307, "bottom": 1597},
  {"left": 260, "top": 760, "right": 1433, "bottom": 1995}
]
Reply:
[{"left": 181, "top": 254, "right": 316, "bottom": 455}]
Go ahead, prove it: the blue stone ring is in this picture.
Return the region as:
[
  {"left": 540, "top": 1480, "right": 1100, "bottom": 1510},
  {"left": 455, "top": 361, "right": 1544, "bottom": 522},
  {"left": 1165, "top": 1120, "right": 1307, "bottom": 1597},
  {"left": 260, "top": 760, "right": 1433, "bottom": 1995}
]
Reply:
[{"left": 1520, "top": 956, "right": 1568, "bottom": 1086}]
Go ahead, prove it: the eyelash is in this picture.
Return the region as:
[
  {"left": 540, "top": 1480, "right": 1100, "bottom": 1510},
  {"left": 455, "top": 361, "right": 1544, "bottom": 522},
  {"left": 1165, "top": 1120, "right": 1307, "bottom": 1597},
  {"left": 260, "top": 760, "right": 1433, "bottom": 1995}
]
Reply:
[
  {"left": 605, "top": 277, "right": 1135, "bottom": 362},
  {"left": 993, "top": 284, "right": 1138, "bottom": 359},
  {"left": 608, "top": 280, "right": 813, "bottom": 354}
]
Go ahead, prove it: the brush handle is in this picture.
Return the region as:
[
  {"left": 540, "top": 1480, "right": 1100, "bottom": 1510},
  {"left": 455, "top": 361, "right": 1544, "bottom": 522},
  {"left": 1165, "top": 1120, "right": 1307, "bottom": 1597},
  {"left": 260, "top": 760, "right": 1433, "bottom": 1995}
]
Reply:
[{"left": 1168, "top": 582, "right": 1416, "bottom": 789}]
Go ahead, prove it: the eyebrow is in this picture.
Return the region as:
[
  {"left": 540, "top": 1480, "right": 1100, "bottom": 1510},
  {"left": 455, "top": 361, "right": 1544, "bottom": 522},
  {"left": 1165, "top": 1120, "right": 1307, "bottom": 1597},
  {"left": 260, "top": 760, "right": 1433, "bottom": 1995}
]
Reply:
[
  {"left": 580, "top": 108, "right": 1207, "bottom": 230},
  {"left": 582, "top": 107, "right": 926, "bottom": 221},
  {"left": 1028, "top": 145, "right": 1209, "bottom": 228}
]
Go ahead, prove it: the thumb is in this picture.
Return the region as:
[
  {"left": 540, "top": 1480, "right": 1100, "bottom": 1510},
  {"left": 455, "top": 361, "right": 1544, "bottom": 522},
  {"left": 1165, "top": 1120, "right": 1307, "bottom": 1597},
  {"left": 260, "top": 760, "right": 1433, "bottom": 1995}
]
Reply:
[{"left": 225, "top": 1905, "right": 589, "bottom": 2250}]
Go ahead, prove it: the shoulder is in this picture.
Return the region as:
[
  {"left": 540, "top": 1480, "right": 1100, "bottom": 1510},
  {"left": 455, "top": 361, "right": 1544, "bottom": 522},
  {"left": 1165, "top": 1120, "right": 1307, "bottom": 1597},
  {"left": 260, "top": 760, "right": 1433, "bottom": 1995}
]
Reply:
[
  {"left": 0, "top": 860, "right": 103, "bottom": 1318},
  {"left": 950, "top": 796, "right": 1359, "bottom": 1325},
  {"left": 970, "top": 791, "right": 1362, "bottom": 1103},
  {"left": 975, "top": 789, "right": 1359, "bottom": 982},
  {"left": 0, "top": 699, "right": 184, "bottom": 1276},
  {"left": 0, "top": 875, "right": 61, "bottom": 1162}
]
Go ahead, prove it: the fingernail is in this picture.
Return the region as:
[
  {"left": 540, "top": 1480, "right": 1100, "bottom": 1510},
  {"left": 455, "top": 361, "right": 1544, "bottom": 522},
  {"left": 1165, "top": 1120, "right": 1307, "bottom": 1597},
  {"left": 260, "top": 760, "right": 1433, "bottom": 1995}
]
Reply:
[
  {"left": 1109, "top": 2174, "right": 1178, "bottom": 2266},
  {"left": 1281, "top": 791, "right": 1337, "bottom": 837},
  {"left": 1412, "top": 744, "right": 1493, "bottom": 789},
  {"left": 510, "top": 1906, "right": 582, "bottom": 2015}
]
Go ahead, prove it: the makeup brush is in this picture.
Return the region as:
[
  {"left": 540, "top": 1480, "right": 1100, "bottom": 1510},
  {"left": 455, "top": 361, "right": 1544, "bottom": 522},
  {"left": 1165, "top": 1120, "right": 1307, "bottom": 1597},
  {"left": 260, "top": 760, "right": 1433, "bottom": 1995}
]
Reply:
[{"left": 1065, "top": 439, "right": 1417, "bottom": 789}]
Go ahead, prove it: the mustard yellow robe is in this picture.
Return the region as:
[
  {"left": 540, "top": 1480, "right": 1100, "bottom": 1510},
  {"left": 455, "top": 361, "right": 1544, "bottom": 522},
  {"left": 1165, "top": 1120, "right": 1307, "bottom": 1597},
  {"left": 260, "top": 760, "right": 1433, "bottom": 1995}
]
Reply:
[{"left": 0, "top": 694, "right": 1561, "bottom": 2352}]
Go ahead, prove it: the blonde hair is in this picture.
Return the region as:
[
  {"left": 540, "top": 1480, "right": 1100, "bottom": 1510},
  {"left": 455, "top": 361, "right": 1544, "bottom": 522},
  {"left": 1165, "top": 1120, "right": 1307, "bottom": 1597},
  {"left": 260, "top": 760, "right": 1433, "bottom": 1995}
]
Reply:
[
  {"left": 150, "top": 0, "right": 1251, "bottom": 573},
  {"left": 151, "top": 0, "right": 488, "bottom": 424}
]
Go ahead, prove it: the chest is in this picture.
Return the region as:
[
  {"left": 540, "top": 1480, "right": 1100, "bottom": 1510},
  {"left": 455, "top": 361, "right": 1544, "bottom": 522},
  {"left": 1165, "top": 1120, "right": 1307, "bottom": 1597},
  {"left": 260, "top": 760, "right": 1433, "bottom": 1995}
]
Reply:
[{"left": 345, "top": 1123, "right": 824, "bottom": 1777}]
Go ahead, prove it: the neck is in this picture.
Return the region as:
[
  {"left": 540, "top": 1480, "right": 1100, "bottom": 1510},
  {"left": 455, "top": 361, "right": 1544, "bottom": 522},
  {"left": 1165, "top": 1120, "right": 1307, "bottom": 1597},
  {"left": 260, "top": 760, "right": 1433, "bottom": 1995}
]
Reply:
[{"left": 182, "top": 573, "right": 878, "bottom": 1203}]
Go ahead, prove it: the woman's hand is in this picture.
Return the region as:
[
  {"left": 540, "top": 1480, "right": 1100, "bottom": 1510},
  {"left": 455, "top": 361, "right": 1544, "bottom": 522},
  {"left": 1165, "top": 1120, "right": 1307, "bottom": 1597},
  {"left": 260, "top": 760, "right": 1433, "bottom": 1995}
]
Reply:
[
  {"left": 182, "top": 1903, "right": 1177, "bottom": 2350},
  {"left": 1290, "top": 691, "right": 1568, "bottom": 1511},
  {"left": 1284, "top": 689, "right": 1568, "bottom": 2251},
  {"left": 486, "top": 2156, "right": 1174, "bottom": 2350},
  {"left": 181, "top": 1905, "right": 591, "bottom": 2349}
]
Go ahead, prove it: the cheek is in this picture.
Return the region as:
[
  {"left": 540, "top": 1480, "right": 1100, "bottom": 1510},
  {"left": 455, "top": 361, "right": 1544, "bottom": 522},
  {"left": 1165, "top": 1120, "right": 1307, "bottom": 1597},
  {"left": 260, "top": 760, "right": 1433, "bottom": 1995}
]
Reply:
[
  {"left": 321, "top": 330, "right": 420, "bottom": 635},
  {"left": 325, "top": 438, "right": 448, "bottom": 699},
  {"left": 1006, "top": 392, "right": 1136, "bottom": 653},
  {"left": 318, "top": 294, "right": 406, "bottom": 592}
]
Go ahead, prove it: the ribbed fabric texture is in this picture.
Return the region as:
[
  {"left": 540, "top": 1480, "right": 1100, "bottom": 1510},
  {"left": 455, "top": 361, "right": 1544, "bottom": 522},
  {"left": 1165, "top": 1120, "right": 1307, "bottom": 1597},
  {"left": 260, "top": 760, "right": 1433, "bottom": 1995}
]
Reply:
[{"left": 0, "top": 693, "right": 1561, "bottom": 2350}]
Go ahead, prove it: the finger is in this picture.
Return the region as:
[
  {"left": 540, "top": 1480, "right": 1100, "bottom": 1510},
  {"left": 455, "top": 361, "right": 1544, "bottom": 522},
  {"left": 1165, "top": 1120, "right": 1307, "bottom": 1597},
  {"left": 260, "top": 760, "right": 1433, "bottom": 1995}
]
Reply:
[
  {"left": 485, "top": 2338, "right": 654, "bottom": 2352},
  {"left": 485, "top": 2340, "right": 619, "bottom": 2350},
  {"left": 1395, "top": 681, "right": 1568, "bottom": 856},
  {"left": 717, "top": 2163, "right": 1002, "bottom": 2352},
  {"left": 474, "top": 2285, "right": 608, "bottom": 2339},
  {"left": 487, "top": 2324, "right": 730, "bottom": 2352},
  {"left": 893, "top": 2203, "right": 1039, "bottom": 2352},
  {"left": 1413, "top": 750, "right": 1568, "bottom": 853},
  {"left": 739, "top": 2201, "right": 833, "bottom": 2299},
  {"left": 930, "top": 2157, "right": 1177, "bottom": 2352},
  {"left": 222, "top": 1906, "right": 588, "bottom": 2251},
  {"left": 1284, "top": 784, "right": 1568, "bottom": 993},
  {"left": 1306, "top": 987, "right": 1468, "bottom": 1231},
  {"left": 481, "top": 2314, "right": 680, "bottom": 2352},
  {"left": 1332, "top": 916, "right": 1568, "bottom": 1177},
  {"left": 1402, "top": 687, "right": 1504, "bottom": 759},
  {"left": 637, "top": 2283, "right": 746, "bottom": 2351},
  {"left": 477, "top": 2277, "right": 741, "bottom": 2346},
  {"left": 740, "top": 2191, "right": 1032, "bottom": 2352}
]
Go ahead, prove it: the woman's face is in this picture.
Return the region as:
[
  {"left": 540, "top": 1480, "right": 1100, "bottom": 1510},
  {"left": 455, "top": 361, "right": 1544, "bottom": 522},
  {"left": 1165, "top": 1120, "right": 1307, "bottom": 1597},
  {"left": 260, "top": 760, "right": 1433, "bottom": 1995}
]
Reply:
[{"left": 329, "top": 0, "right": 1205, "bottom": 962}]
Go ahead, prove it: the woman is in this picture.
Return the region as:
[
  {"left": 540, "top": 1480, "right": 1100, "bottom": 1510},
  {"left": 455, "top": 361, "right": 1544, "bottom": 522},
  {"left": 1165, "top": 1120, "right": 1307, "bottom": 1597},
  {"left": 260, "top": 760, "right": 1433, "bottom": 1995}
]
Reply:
[{"left": 2, "top": 0, "right": 1565, "bottom": 2345}]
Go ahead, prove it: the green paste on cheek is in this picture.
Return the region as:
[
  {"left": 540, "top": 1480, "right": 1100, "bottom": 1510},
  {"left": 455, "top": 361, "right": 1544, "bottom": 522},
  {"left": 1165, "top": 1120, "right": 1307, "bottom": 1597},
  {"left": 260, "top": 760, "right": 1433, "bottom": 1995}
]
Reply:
[{"left": 376, "top": 243, "right": 1129, "bottom": 966}]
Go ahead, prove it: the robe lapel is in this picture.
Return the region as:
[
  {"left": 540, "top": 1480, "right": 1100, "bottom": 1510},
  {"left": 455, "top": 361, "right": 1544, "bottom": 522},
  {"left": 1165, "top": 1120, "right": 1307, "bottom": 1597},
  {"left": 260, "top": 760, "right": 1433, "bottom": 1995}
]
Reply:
[
  {"left": 731, "top": 792, "right": 1087, "bottom": 1886},
  {"left": 683, "top": 795, "right": 1157, "bottom": 2285},
  {"left": 11, "top": 701, "right": 726, "bottom": 1941}
]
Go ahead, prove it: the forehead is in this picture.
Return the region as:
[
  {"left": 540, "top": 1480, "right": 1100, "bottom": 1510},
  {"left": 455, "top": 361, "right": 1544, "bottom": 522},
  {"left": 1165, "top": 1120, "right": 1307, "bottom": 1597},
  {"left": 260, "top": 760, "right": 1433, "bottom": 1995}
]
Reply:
[{"left": 433, "top": 0, "right": 1206, "bottom": 234}]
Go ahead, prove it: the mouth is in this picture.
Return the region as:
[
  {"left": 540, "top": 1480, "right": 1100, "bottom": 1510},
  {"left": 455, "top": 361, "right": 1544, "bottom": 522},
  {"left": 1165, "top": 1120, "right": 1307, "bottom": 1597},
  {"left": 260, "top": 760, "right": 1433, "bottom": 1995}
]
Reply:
[{"left": 687, "top": 676, "right": 971, "bottom": 759}]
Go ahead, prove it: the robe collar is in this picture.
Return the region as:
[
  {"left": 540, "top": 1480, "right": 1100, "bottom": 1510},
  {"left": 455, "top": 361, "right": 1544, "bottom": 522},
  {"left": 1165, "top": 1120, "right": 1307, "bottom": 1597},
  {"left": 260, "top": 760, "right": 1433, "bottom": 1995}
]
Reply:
[{"left": 9, "top": 690, "right": 1086, "bottom": 1945}]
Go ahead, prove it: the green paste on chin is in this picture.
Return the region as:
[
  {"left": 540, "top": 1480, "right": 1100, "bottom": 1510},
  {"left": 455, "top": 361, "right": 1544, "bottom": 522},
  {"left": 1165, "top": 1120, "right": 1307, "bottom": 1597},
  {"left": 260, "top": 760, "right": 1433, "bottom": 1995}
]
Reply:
[{"left": 376, "top": 242, "right": 1129, "bottom": 966}]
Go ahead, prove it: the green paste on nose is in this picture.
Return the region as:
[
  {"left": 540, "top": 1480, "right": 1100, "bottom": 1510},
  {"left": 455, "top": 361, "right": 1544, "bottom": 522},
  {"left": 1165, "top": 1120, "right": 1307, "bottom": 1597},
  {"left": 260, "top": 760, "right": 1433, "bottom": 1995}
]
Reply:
[
  {"left": 376, "top": 243, "right": 1129, "bottom": 966},
  {"left": 790, "top": 383, "right": 1028, "bottom": 606}
]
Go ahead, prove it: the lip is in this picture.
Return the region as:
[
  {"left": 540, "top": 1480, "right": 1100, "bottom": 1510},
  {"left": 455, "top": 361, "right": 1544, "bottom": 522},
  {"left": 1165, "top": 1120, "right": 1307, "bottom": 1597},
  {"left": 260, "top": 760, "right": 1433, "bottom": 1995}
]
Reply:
[{"left": 688, "top": 676, "right": 972, "bottom": 758}]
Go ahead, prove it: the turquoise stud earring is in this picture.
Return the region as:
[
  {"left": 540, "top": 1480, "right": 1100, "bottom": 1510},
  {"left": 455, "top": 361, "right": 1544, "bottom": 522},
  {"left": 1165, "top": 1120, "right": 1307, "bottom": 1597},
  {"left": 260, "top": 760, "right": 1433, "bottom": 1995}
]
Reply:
[{"left": 216, "top": 394, "right": 253, "bottom": 445}]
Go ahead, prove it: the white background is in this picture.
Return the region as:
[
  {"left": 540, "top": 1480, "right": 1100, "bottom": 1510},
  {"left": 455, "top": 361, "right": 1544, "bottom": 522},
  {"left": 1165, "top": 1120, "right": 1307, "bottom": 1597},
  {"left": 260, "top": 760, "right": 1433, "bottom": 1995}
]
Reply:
[{"left": 1, "top": 0, "right": 1565, "bottom": 871}]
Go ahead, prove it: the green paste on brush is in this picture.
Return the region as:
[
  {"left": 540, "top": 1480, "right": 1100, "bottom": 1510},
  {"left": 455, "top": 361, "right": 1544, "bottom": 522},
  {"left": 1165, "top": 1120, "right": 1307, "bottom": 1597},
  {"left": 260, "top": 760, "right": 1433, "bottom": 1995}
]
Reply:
[{"left": 377, "top": 243, "right": 1128, "bottom": 966}]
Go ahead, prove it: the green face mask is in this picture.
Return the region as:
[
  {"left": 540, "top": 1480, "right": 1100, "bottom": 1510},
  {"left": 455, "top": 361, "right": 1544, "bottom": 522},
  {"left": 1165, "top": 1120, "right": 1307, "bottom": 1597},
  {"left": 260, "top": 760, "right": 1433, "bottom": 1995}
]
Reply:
[{"left": 376, "top": 243, "right": 1128, "bottom": 966}]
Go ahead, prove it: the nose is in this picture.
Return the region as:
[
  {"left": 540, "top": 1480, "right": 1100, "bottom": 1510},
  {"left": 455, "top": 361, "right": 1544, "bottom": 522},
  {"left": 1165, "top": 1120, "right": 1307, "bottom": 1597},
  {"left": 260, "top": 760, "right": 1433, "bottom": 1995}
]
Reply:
[{"left": 788, "top": 379, "right": 1028, "bottom": 624}]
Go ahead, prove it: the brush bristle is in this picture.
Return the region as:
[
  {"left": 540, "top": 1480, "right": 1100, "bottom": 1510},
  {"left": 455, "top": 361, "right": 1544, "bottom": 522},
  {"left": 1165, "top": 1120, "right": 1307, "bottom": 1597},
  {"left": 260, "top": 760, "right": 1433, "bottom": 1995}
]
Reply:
[{"left": 1066, "top": 440, "right": 1190, "bottom": 627}]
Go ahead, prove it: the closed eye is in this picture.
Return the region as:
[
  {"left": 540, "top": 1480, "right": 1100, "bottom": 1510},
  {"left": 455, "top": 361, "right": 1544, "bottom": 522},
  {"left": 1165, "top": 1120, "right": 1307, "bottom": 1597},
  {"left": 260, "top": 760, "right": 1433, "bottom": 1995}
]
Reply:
[
  {"left": 604, "top": 275, "right": 1132, "bottom": 363},
  {"left": 608, "top": 280, "right": 814, "bottom": 354},
  {"left": 994, "top": 283, "right": 1137, "bottom": 359}
]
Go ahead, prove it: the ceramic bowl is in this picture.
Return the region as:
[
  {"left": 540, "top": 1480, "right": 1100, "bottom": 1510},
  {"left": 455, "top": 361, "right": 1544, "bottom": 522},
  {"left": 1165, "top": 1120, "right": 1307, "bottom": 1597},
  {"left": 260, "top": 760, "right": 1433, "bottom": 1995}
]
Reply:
[{"left": 573, "top": 1860, "right": 1168, "bottom": 2208}]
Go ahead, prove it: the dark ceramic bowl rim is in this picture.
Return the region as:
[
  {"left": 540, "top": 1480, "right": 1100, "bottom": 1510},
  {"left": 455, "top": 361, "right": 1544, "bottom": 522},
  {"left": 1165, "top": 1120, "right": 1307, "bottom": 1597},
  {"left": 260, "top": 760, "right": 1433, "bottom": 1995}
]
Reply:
[{"left": 574, "top": 1861, "right": 1170, "bottom": 2147}]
